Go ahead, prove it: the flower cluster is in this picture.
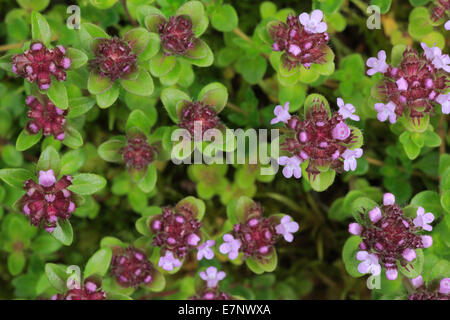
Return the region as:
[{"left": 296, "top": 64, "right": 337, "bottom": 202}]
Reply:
[
  {"left": 348, "top": 193, "right": 434, "bottom": 280},
  {"left": 409, "top": 276, "right": 450, "bottom": 300},
  {"left": 178, "top": 101, "right": 220, "bottom": 137},
  {"left": 158, "top": 15, "right": 195, "bottom": 56},
  {"left": 89, "top": 37, "right": 137, "bottom": 81},
  {"left": 367, "top": 45, "right": 449, "bottom": 120},
  {"left": 12, "top": 42, "right": 70, "bottom": 90},
  {"left": 19, "top": 170, "right": 76, "bottom": 232},
  {"left": 220, "top": 202, "right": 299, "bottom": 260},
  {"left": 110, "top": 246, "right": 154, "bottom": 288},
  {"left": 273, "top": 99, "right": 362, "bottom": 178},
  {"left": 269, "top": 10, "right": 329, "bottom": 70},
  {"left": 150, "top": 204, "right": 202, "bottom": 270},
  {"left": 431, "top": 0, "right": 450, "bottom": 23},
  {"left": 120, "top": 133, "right": 156, "bottom": 170},
  {"left": 25, "top": 96, "right": 67, "bottom": 141},
  {"left": 52, "top": 278, "right": 106, "bottom": 300}
]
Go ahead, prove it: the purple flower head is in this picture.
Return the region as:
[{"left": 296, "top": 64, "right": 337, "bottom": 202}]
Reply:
[
  {"left": 349, "top": 193, "right": 434, "bottom": 281},
  {"left": 411, "top": 275, "right": 423, "bottom": 288},
  {"left": 278, "top": 156, "right": 302, "bottom": 179},
  {"left": 111, "top": 247, "right": 154, "bottom": 287},
  {"left": 420, "top": 44, "right": 450, "bottom": 72},
  {"left": 374, "top": 101, "right": 397, "bottom": 124},
  {"left": 197, "top": 240, "right": 215, "bottom": 261},
  {"left": 178, "top": 101, "right": 220, "bottom": 138},
  {"left": 409, "top": 277, "right": 450, "bottom": 300},
  {"left": 199, "top": 267, "right": 226, "bottom": 288},
  {"left": 121, "top": 132, "right": 156, "bottom": 171},
  {"left": 53, "top": 278, "right": 106, "bottom": 300},
  {"left": 413, "top": 207, "right": 435, "bottom": 231},
  {"left": 366, "top": 50, "right": 388, "bottom": 75},
  {"left": 158, "top": 15, "right": 195, "bottom": 56},
  {"left": 436, "top": 93, "right": 450, "bottom": 114},
  {"left": 342, "top": 148, "right": 363, "bottom": 172},
  {"left": 356, "top": 251, "right": 381, "bottom": 276},
  {"left": 275, "top": 215, "right": 299, "bottom": 242},
  {"left": 348, "top": 222, "right": 362, "bottom": 235},
  {"left": 337, "top": 98, "right": 359, "bottom": 121},
  {"left": 158, "top": 251, "right": 182, "bottom": 271},
  {"left": 332, "top": 122, "right": 351, "bottom": 140},
  {"left": 445, "top": 20, "right": 450, "bottom": 30},
  {"left": 271, "top": 102, "right": 291, "bottom": 125},
  {"left": 39, "top": 170, "right": 56, "bottom": 187},
  {"left": 219, "top": 234, "right": 241, "bottom": 260},
  {"left": 298, "top": 10, "right": 328, "bottom": 34},
  {"left": 440, "top": 278, "right": 450, "bottom": 295}
]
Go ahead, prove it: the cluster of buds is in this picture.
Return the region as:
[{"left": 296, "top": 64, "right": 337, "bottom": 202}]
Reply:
[
  {"left": 178, "top": 101, "right": 220, "bottom": 138},
  {"left": 150, "top": 204, "right": 202, "bottom": 270},
  {"left": 190, "top": 267, "right": 233, "bottom": 300},
  {"left": 158, "top": 15, "right": 195, "bottom": 56},
  {"left": 110, "top": 246, "right": 154, "bottom": 288},
  {"left": 272, "top": 99, "right": 362, "bottom": 178},
  {"left": 120, "top": 133, "right": 156, "bottom": 170},
  {"left": 19, "top": 170, "right": 76, "bottom": 233},
  {"left": 52, "top": 278, "right": 106, "bottom": 300},
  {"left": 431, "top": 0, "right": 450, "bottom": 24},
  {"left": 269, "top": 10, "right": 329, "bottom": 70},
  {"left": 89, "top": 37, "right": 137, "bottom": 81},
  {"left": 366, "top": 45, "right": 449, "bottom": 121},
  {"left": 348, "top": 193, "right": 434, "bottom": 280},
  {"left": 220, "top": 202, "right": 299, "bottom": 260},
  {"left": 25, "top": 95, "right": 67, "bottom": 141},
  {"left": 12, "top": 42, "right": 70, "bottom": 90},
  {"left": 409, "top": 276, "right": 449, "bottom": 300}
]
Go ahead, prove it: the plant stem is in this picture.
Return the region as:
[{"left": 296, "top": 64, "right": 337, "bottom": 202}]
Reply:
[
  {"left": 121, "top": 0, "right": 138, "bottom": 26},
  {"left": 350, "top": 0, "right": 368, "bottom": 13},
  {"left": 226, "top": 102, "right": 248, "bottom": 115},
  {"left": 232, "top": 27, "right": 270, "bottom": 59}
]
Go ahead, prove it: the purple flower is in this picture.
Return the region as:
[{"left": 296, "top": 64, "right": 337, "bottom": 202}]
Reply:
[
  {"left": 439, "top": 278, "right": 450, "bottom": 294},
  {"left": 337, "top": 98, "right": 359, "bottom": 121},
  {"left": 383, "top": 193, "right": 395, "bottom": 206},
  {"left": 402, "top": 248, "right": 417, "bottom": 262},
  {"left": 356, "top": 251, "right": 381, "bottom": 276},
  {"left": 366, "top": 50, "right": 388, "bottom": 75},
  {"left": 278, "top": 155, "right": 302, "bottom": 179},
  {"left": 385, "top": 268, "right": 398, "bottom": 280},
  {"left": 270, "top": 102, "right": 291, "bottom": 125},
  {"left": 342, "top": 148, "right": 363, "bottom": 172},
  {"left": 39, "top": 170, "right": 56, "bottom": 187},
  {"left": 445, "top": 20, "right": 450, "bottom": 30},
  {"left": 199, "top": 266, "right": 226, "bottom": 288},
  {"left": 369, "top": 206, "right": 382, "bottom": 223},
  {"left": 219, "top": 234, "right": 241, "bottom": 260},
  {"left": 332, "top": 122, "right": 351, "bottom": 140},
  {"left": 197, "top": 240, "right": 215, "bottom": 261},
  {"left": 421, "top": 235, "right": 433, "bottom": 248},
  {"left": 396, "top": 77, "right": 408, "bottom": 91},
  {"left": 298, "top": 10, "right": 327, "bottom": 34},
  {"left": 348, "top": 223, "right": 362, "bottom": 235},
  {"left": 413, "top": 207, "right": 434, "bottom": 231},
  {"left": 374, "top": 101, "right": 397, "bottom": 124},
  {"left": 288, "top": 44, "right": 301, "bottom": 56},
  {"left": 187, "top": 233, "right": 201, "bottom": 246},
  {"left": 158, "top": 251, "right": 182, "bottom": 271},
  {"left": 411, "top": 275, "right": 423, "bottom": 288},
  {"left": 275, "top": 215, "right": 299, "bottom": 242},
  {"left": 436, "top": 93, "right": 450, "bottom": 114}
]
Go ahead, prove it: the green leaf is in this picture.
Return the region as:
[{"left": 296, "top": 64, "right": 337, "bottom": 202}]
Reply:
[
  {"left": 45, "top": 263, "right": 69, "bottom": 292},
  {"left": 260, "top": 1, "right": 277, "bottom": 19},
  {"left": 342, "top": 236, "right": 364, "bottom": 278},
  {"left": 16, "top": 130, "right": 42, "bottom": 151},
  {"left": 62, "top": 126, "right": 83, "bottom": 149},
  {"left": 0, "top": 168, "right": 34, "bottom": 188},
  {"left": 120, "top": 69, "right": 154, "bottom": 96},
  {"left": 175, "top": 196, "right": 206, "bottom": 221},
  {"left": 17, "top": 0, "right": 50, "bottom": 11},
  {"left": 37, "top": 146, "right": 61, "bottom": 175},
  {"left": 84, "top": 247, "right": 112, "bottom": 278},
  {"left": 211, "top": 4, "right": 238, "bottom": 32},
  {"left": 304, "top": 167, "right": 336, "bottom": 192},
  {"left": 67, "top": 173, "right": 107, "bottom": 195},
  {"left": 98, "top": 137, "right": 126, "bottom": 163},
  {"left": 370, "top": 0, "right": 392, "bottom": 14},
  {"left": 410, "top": 191, "right": 444, "bottom": 218},
  {"left": 67, "top": 97, "right": 96, "bottom": 118},
  {"left": 60, "top": 149, "right": 87, "bottom": 175},
  {"left": 8, "top": 251, "right": 26, "bottom": 276},
  {"left": 123, "top": 28, "right": 150, "bottom": 55},
  {"left": 144, "top": 13, "right": 166, "bottom": 33},
  {"left": 246, "top": 257, "right": 264, "bottom": 275},
  {"left": 423, "top": 130, "right": 442, "bottom": 148},
  {"left": 161, "top": 88, "right": 191, "bottom": 123},
  {"left": 47, "top": 81, "right": 68, "bottom": 109},
  {"left": 51, "top": 220, "right": 73, "bottom": 246},
  {"left": 138, "top": 164, "right": 157, "bottom": 193},
  {"left": 126, "top": 109, "right": 152, "bottom": 134},
  {"left": 235, "top": 54, "right": 267, "bottom": 84},
  {"left": 397, "top": 249, "right": 424, "bottom": 278},
  {"left": 31, "top": 233, "right": 62, "bottom": 254},
  {"left": 66, "top": 48, "right": 88, "bottom": 69},
  {"left": 139, "top": 32, "right": 161, "bottom": 61},
  {"left": 31, "top": 11, "right": 51, "bottom": 46},
  {"left": 198, "top": 82, "right": 228, "bottom": 113},
  {"left": 149, "top": 51, "right": 177, "bottom": 77},
  {"left": 89, "top": 0, "right": 118, "bottom": 10},
  {"left": 2, "top": 145, "right": 23, "bottom": 167},
  {"left": 88, "top": 72, "right": 113, "bottom": 95},
  {"left": 176, "top": 0, "right": 205, "bottom": 31},
  {"left": 183, "top": 41, "right": 214, "bottom": 67},
  {"left": 96, "top": 82, "right": 120, "bottom": 109}
]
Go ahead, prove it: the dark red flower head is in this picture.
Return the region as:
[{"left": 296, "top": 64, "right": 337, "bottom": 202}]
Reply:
[
  {"left": 158, "top": 15, "right": 195, "bottom": 56},
  {"left": 231, "top": 203, "right": 278, "bottom": 259},
  {"left": 52, "top": 278, "right": 106, "bottom": 300},
  {"left": 89, "top": 37, "right": 137, "bottom": 81},
  {"left": 111, "top": 246, "right": 154, "bottom": 288},
  {"left": 282, "top": 100, "right": 356, "bottom": 176},
  {"left": 12, "top": 42, "right": 70, "bottom": 90},
  {"left": 269, "top": 14, "right": 329, "bottom": 70},
  {"left": 178, "top": 101, "right": 220, "bottom": 137},
  {"left": 25, "top": 95, "right": 67, "bottom": 141},
  {"left": 20, "top": 170, "right": 76, "bottom": 232},
  {"left": 150, "top": 204, "right": 202, "bottom": 258},
  {"left": 431, "top": 0, "right": 450, "bottom": 22},
  {"left": 120, "top": 133, "right": 156, "bottom": 170},
  {"left": 191, "top": 289, "right": 233, "bottom": 300}
]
